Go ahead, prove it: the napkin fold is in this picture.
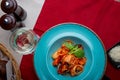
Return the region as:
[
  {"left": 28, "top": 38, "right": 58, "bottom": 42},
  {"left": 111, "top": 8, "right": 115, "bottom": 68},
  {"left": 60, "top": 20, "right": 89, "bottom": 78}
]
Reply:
[{"left": 20, "top": 0, "right": 120, "bottom": 80}]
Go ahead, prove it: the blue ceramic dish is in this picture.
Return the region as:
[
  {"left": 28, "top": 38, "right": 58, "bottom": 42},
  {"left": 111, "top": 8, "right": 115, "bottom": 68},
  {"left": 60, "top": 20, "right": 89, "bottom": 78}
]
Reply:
[{"left": 34, "top": 23, "right": 106, "bottom": 80}]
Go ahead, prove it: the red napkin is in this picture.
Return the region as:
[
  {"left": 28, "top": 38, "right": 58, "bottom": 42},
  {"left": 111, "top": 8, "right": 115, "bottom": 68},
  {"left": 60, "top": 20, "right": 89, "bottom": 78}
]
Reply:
[{"left": 20, "top": 0, "right": 120, "bottom": 80}]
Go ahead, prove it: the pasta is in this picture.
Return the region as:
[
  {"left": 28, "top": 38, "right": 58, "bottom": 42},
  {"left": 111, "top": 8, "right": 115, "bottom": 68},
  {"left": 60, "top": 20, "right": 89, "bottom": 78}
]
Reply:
[{"left": 52, "top": 40, "right": 87, "bottom": 76}]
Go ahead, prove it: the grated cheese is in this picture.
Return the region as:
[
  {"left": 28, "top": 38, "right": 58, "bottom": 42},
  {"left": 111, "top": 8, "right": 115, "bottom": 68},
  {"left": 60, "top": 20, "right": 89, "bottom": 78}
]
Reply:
[{"left": 109, "top": 46, "right": 120, "bottom": 62}]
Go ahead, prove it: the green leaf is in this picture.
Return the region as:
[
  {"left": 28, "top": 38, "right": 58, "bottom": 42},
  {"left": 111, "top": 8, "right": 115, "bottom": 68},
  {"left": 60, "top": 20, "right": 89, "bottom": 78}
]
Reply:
[
  {"left": 64, "top": 42, "right": 74, "bottom": 50},
  {"left": 73, "top": 49, "right": 84, "bottom": 58},
  {"left": 63, "top": 41, "right": 85, "bottom": 58},
  {"left": 69, "top": 45, "right": 85, "bottom": 58}
]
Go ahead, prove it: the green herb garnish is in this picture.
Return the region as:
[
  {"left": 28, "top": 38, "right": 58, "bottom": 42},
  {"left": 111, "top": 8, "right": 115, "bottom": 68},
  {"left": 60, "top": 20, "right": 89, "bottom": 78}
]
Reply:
[
  {"left": 63, "top": 41, "right": 74, "bottom": 50},
  {"left": 64, "top": 41, "right": 85, "bottom": 58}
]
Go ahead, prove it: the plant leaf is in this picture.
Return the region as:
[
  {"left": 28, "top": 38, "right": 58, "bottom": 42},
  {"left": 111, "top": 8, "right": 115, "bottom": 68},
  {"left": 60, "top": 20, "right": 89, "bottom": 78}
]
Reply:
[
  {"left": 69, "top": 45, "right": 84, "bottom": 58},
  {"left": 64, "top": 42, "right": 74, "bottom": 50}
]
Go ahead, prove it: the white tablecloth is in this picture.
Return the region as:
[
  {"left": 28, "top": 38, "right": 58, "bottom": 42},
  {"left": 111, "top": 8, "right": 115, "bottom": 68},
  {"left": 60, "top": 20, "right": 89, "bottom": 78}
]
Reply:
[{"left": 0, "top": 0, "right": 45, "bottom": 66}]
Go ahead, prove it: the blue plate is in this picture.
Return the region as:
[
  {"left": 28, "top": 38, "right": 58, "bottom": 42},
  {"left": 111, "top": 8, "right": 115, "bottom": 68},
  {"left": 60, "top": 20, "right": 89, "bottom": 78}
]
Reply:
[{"left": 34, "top": 23, "right": 106, "bottom": 80}]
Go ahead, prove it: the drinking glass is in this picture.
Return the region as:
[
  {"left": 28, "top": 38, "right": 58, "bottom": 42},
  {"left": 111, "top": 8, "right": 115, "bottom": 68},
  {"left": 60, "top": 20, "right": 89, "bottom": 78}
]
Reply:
[{"left": 9, "top": 29, "right": 39, "bottom": 55}]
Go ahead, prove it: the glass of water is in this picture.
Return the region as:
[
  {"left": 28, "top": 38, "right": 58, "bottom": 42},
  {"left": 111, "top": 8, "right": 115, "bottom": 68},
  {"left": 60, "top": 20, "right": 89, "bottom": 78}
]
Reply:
[{"left": 9, "top": 29, "right": 39, "bottom": 55}]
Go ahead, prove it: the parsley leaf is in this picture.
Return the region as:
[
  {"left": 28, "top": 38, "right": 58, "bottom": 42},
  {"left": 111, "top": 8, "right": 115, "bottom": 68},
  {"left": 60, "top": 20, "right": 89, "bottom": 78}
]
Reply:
[
  {"left": 64, "top": 41, "right": 85, "bottom": 58},
  {"left": 69, "top": 45, "right": 85, "bottom": 58},
  {"left": 63, "top": 41, "right": 74, "bottom": 50}
]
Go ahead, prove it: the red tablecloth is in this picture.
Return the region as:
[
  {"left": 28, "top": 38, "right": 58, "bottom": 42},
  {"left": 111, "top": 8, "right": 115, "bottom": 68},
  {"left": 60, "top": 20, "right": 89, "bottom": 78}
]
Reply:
[{"left": 20, "top": 0, "right": 120, "bottom": 80}]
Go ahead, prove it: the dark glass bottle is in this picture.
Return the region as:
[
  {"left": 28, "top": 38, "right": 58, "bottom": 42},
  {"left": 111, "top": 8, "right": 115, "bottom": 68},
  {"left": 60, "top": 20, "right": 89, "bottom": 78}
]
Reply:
[
  {"left": 0, "top": 14, "right": 25, "bottom": 31},
  {"left": 1, "top": 0, "right": 27, "bottom": 21}
]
